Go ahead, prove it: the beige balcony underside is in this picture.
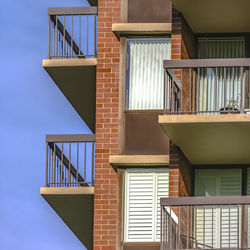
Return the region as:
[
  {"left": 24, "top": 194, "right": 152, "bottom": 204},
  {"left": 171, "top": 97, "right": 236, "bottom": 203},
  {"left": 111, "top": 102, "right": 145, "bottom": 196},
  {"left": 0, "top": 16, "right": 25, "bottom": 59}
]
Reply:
[
  {"left": 112, "top": 23, "right": 172, "bottom": 40},
  {"left": 171, "top": 0, "right": 250, "bottom": 33},
  {"left": 159, "top": 114, "right": 250, "bottom": 165},
  {"left": 43, "top": 59, "right": 97, "bottom": 133},
  {"left": 109, "top": 155, "right": 169, "bottom": 171},
  {"left": 40, "top": 187, "right": 94, "bottom": 250}
]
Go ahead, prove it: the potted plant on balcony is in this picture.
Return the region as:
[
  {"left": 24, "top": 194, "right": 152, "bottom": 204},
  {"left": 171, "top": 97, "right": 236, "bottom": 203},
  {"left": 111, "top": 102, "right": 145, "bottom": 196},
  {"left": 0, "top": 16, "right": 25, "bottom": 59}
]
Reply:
[{"left": 220, "top": 96, "right": 240, "bottom": 114}]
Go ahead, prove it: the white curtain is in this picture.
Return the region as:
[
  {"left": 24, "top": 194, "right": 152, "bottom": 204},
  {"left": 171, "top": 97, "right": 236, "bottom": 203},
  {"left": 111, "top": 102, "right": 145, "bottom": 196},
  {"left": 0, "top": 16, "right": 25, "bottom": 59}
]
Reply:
[
  {"left": 127, "top": 39, "right": 171, "bottom": 110},
  {"left": 197, "top": 37, "right": 245, "bottom": 112}
]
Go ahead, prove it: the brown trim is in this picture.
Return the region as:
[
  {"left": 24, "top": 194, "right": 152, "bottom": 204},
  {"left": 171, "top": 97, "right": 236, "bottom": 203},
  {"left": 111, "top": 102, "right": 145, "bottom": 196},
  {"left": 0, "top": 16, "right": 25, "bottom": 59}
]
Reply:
[
  {"left": 164, "top": 58, "right": 250, "bottom": 69},
  {"left": 46, "top": 134, "right": 95, "bottom": 143},
  {"left": 118, "top": 38, "right": 127, "bottom": 155},
  {"left": 118, "top": 169, "right": 125, "bottom": 250},
  {"left": 122, "top": 242, "right": 160, "bottom": 246},
  {"left": 120, "top": 0, "right": 128, "bottom": 23},
  {"left": 124, "top": 109, "right": 163, "bottom": 114},
  {"left": 48, "top": 7, "right": 98, "bottom": 15},
  {"left": 160, "top": 195, "right": 250, "bottom": 206}
]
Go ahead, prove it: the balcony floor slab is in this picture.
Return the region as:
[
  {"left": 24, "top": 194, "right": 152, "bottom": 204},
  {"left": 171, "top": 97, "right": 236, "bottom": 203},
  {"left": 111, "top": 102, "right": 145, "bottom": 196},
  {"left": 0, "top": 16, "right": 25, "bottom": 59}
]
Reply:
[
  {"left": 40, "top": 187, "right": 94, "bottom": 250},
  {"left": 159, "top": 114, "right": 250, "bottom": 165}
]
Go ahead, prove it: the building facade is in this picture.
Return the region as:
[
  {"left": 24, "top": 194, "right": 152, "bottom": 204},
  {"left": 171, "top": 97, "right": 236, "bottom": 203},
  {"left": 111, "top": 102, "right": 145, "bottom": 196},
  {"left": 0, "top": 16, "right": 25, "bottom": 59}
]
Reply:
[{"left": 41, "top": 0, "right": 250, "bottom": 250}]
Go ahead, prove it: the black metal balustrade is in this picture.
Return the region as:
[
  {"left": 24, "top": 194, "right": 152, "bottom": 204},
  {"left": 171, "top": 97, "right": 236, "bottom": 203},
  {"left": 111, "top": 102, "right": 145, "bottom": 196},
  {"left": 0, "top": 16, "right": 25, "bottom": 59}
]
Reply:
[
  {"left": 163, "top": 59, "right": 250, "bottom": 115},
  {"left": 160, "top": 196, "right": 250, "bottom": 250},
  {"left": 45, "top": 134, "right": 95, "bottom": 187},
  {"left": 48, "top": 7, "right": 97, "bottom": 59}
]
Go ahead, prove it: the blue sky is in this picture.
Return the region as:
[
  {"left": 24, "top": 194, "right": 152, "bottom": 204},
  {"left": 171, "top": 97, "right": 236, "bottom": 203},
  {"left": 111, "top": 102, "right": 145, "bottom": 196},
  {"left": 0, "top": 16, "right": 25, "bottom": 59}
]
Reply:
[{"left": 0, "top": 0, "right": 92, "bottom": 249}]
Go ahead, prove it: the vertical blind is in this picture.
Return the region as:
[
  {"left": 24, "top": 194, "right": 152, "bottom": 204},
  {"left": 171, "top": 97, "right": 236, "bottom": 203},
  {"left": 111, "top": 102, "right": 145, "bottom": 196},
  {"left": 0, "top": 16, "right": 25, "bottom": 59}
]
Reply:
[
  {"left": 197, "top": 37, "right": 245, "bottom": 112},
  {"left": 124, "top": 169, "right": 169, "bottom": 242},
  {"left": 195, "top": 169, "right": 242, "bottom": 248},
  {"left": 126, "top": 39, "right": 171, "bottom": 110}
]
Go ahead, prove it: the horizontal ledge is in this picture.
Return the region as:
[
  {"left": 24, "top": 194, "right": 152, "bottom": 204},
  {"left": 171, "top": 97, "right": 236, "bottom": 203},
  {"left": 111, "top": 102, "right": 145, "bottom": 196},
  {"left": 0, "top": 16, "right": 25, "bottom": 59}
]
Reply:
[
  {"left": 160, "top": 195, "right": 250, "bottom": 206},
  {"left": 122, "top": 242, "right": 160, "bottom": 246},
  {"left": 40, "top": 187, "right": 94, "bottom": 195},
  {"left": 42, "top": 58, "right": 97, "bottom": 68},
  {"left": 48, "top": 7, "right": 97, "bottom": 15},
  {"left": 112, "top": 23, "right": 172, "bottom": 39},
  {"left": 159, "top": 114, "right": 250, "bottom": 124},
  {"left": 109, "top": 155, "right": 169, "bottom": 171},
  {"left": 46, "top": 134, "right": 95, "bottom": 143},
  {"left": 164, "top": 58, "right": 250, "bottom": 69}
]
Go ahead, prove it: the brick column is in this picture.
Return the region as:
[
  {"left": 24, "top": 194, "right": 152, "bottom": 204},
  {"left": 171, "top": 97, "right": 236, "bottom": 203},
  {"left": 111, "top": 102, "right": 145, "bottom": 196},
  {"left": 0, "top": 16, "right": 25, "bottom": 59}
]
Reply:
[
  {"left": 169, "top": 145, "right": 192, "bottom": 197},
  {"left": 94, "top": 0, "right": 121, "bottom": 249}
]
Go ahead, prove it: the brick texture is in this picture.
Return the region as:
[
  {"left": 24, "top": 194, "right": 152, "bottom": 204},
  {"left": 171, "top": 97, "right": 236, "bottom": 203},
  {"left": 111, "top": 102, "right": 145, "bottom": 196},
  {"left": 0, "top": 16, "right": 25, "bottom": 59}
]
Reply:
[
  {"left": 94, "top": 0, "right": 121, "bottom": 249},
  {"left": 169, "top": 145, "right": 192, "bottom": 198},
  {"left": 171, "top": 9, "right": 196, "bottom": 112}
]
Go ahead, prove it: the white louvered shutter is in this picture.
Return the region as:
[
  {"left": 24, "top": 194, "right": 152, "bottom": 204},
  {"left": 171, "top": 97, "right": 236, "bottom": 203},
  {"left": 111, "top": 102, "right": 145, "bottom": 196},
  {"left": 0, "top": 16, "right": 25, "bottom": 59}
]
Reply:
[
  {"left": 125, "top": 172, "right": 154, "bottom": 241},
  {"left": 125, "top": 170, "right": 169, "bottom": 242},
  {"left": 195, "top": 169, "right": 242, "bottom": 248}
]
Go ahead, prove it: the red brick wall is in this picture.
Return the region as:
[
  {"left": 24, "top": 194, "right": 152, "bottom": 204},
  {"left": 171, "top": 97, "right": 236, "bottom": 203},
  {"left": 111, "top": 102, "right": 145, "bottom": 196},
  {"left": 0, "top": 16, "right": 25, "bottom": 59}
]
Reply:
[
  {"left": 169, "top": 145, "right": 192, "bottom": 198},
  {"left": 94, "top": 0, "right": 121, "bottom": 249},
  {"left": 171, "top": 9, "right": 196, "bottom": 112}
]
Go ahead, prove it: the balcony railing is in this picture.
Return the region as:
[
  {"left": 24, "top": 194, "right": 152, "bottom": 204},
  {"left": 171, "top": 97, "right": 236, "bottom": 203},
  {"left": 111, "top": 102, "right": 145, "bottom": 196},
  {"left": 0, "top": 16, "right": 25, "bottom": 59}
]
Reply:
[
  {"left": 48, "top": 7, "right": 97, "bottom": 59},
  {"left": 163, "top": 59, "right": 250, "bottom": 115},
  {"left": 45, "top": 134, "right": 95, "bottom": 187},
  {"left": 160, "top": 196, "right": 250, "bottom": 250}
]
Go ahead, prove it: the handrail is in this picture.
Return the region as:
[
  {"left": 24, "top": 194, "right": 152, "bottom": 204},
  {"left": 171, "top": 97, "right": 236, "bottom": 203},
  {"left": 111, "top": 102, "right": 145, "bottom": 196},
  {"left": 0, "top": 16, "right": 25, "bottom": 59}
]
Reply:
[
  {"left": 46, "top": 134, "right": 95, "bottom": 143},
  {"left": 161, "top": 195, "right": 250, "bottom": 206},
  {"left": 48, "top": 7, "right": 98, "bottom": 16},
  {"left": 164, "top": 58, "right": 250, "bottom": 69}
]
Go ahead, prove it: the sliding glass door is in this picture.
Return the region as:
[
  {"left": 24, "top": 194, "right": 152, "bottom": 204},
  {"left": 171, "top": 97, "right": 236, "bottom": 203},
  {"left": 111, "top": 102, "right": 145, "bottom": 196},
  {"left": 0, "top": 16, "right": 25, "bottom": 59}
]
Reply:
[
  {"left": 195, "top": 169, "right": 242, "bottom": 248},
  {"left": 197, "top": 37, "right": 245, "bottom": 113}
]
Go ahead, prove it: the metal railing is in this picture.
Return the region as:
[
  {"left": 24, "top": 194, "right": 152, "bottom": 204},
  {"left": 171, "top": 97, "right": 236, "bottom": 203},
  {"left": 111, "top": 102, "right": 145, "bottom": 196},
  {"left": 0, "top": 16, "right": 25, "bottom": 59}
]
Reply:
[
  {"left": 160, "top": 196, "right": 250, "bottom": 250},
  {"left": 48, "top": 7, "right": 97, "bottom": 59},
  {"left": 163, "top": 59, "right": 250, "bottom": 115},
  {"left": 45, "top": 134, "right": 95, "bottom": 187}
]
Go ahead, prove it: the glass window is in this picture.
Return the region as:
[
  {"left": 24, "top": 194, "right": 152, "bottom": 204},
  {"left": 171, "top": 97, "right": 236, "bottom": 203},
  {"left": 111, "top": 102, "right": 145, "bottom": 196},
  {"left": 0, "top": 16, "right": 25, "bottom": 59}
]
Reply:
[
  {"left": 124, "top": 169, "right": 169, "bottom": 242},
  {"left": 126, "top": 38, "right": 171, "bottom": 110},
  {"left": 194, "top": 169, "right": 242, "bottom": 248}
]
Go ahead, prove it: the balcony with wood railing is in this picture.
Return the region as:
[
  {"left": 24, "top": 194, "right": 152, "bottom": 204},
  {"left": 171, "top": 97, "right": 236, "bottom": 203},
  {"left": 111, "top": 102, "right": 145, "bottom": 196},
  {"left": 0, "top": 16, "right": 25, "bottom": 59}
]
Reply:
[{"left": 160, "top": 196, "right": 250, "bottom": 250}]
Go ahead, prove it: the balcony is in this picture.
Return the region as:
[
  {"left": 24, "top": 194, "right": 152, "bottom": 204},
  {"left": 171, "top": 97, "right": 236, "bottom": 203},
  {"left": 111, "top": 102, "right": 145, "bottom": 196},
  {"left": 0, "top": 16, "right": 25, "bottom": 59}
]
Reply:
[
  {"left": 159, "top": 59, "right": 250, "bottom": 164},
  {"left": 40, "top": 134, "right": 95, "bottom": 249},
  {"left": 160, "top": 196, "right": 250, "bottom": 250},
  {"left": 42, "top": 7, "right": 98, "bottom": 132},
  {"left": 170, "top": 0, "right": 250, "bottom": 33}
]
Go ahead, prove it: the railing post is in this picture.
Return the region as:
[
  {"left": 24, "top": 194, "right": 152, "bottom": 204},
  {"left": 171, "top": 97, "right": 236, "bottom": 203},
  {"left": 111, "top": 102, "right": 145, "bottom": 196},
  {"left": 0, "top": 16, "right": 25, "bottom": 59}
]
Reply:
[
  {"left": 91, "top": 142, "right": 95, "bottom": 186},
  {"left": 163, "top": 69, "right": 167, "bottom": 115},
  {"left": 48, "top": 16, "right": 51, "bottom": 59},
  {"left": 241, "top": 204, "right": 248, "bottom": 249},
  {"left": 45, "top": 142, "right": 48, "bottom": 186}
]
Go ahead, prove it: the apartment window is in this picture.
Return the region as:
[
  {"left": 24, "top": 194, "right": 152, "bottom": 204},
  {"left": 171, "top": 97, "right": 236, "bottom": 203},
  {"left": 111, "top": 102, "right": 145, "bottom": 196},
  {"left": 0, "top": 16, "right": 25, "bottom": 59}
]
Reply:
[
  {"left": 195, "top": 169, "right": 242, "bottom": 248},
  {"left": 126, "top": 38, "right": 171, "bottom": 110},
  {"left": 124, "top": 169, "right": 169, "bottom": 242},
  {"left": 197, "top": 37, "right": 245, "bottom": 112}
]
